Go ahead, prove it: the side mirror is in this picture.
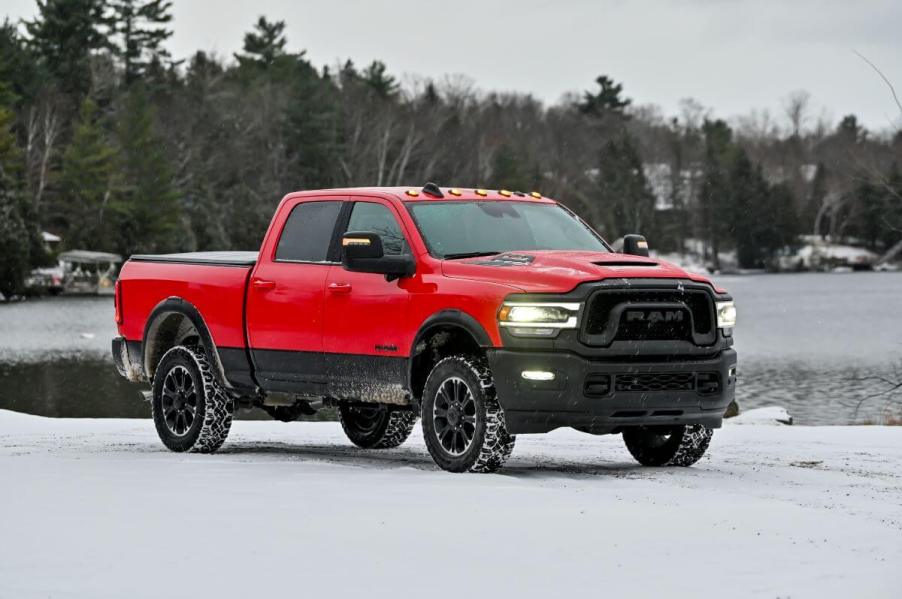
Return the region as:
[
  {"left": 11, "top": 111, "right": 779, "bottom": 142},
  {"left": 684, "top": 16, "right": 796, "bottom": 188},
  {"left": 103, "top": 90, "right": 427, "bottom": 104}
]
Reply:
[
  {"left": 622, "top": 234, "right": 649, "bottom": 257},
  {"left": 341, "top": 231, "right": 415, "bottom": 280}
]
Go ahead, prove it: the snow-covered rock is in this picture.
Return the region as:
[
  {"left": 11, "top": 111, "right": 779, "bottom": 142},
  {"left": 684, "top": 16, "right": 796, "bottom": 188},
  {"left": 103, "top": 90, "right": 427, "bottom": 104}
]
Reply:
[{"left": 728, "top": 405, "right": 794, "bottom": 425}]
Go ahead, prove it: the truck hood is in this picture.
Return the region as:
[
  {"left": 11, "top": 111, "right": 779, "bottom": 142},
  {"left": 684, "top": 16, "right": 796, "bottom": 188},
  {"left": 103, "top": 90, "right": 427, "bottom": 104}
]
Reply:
[{"left": 440, "top": 250, "right": 714, "bottom": 293}]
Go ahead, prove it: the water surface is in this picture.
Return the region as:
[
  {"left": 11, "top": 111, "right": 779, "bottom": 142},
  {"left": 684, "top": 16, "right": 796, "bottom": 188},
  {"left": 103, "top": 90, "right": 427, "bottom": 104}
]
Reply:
[{"left": 1, "top": 273, "right": 901, "bottom": 424}]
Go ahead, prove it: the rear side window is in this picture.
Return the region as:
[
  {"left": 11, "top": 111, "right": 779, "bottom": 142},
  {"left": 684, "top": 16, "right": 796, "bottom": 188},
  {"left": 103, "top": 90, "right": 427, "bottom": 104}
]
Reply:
[
  {"left": 346, "top": 202, "right": 408, "bottom": 255},
  {"left": 275, "top": 201, "right": 342, "bottom": 262}
]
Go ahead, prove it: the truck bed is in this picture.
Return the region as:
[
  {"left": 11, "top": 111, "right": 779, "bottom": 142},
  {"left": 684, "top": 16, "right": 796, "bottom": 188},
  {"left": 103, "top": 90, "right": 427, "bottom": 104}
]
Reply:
[
  {"left": 117, "top": 254, "right": 257, "bottom": 388},
  {"left": 129, "top": 251, "right": 258, "bottom": 267}
]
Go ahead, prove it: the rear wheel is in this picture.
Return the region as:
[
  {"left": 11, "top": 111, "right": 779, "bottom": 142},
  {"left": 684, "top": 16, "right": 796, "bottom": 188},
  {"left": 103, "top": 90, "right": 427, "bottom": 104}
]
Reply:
[
  {"left": 622, "top": 424, "right": 712, "bottom": 467},
  {"left": 338, "top": 402, "right": 417, "bottom": 449},
  {"left": 421, "top": 355, "right": 515, "bottom": 473},
  {"left": 151, "top": 345, "right": 234, "bottom": 453}
]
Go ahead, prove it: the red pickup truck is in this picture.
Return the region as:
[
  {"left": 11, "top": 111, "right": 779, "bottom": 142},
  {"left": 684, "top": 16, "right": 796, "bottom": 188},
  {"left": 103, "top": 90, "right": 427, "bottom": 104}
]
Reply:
[{"left": 112, "top": 184, "right": 737, "bottom": 472}]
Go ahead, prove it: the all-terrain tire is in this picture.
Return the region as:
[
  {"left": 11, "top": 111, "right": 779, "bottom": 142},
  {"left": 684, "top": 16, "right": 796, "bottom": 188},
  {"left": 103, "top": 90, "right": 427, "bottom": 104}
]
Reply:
[
  {"left": 338, "top": 402, "right": 417, "bottom": 449},
  {"left": 421, "top": 355, "right": 515, "bottom": 473},
  {"left": 622, "top": 424, "right": 713, "bottom": 467},
  {"left": 151, "top": 345, "right": 234, "bottom": 453}
]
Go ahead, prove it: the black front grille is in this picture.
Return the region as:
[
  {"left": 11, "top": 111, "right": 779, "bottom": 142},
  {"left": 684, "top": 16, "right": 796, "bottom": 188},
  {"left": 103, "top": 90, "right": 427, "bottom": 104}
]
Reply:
[
  {"left": 614, "top": 372, "right": 696, "bottom": 393},
  {"left": 614, "top": 312, "right": 693, "bottom": 341},
  {"left": 583, "top": 288, "right": 715, "bottom": 345}
]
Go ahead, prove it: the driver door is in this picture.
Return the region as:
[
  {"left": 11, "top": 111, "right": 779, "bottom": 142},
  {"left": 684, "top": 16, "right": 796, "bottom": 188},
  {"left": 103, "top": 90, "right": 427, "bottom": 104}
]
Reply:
[{"left": 322, "top": 199, "right": 413, "bottom": 398}]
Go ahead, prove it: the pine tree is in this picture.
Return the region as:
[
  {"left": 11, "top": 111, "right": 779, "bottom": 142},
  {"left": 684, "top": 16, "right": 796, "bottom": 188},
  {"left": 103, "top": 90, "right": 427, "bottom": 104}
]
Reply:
[
  {"left": 491, "top": 144, "right": 538, "bottom": 192},
  {"left": 0, "top": 20, "right": 42, "bottom": 108},
  {"left": 24, "top": 0, "right": 111, "bottom": 102},
  {"left": 112, "top": 84, "right": 181, "bottom": 254},
  {"left": 854, "top": 181, "right": 885, "bottom": 251},
  {"left": 0, "top": 96, "right": 30, "bottom": 297},
  {"left": 285, "top": 62, "right": 340, "bottom": 189},
  {"left": 884, "top": 164, "right": 902, "bottom": 250},
  {"left": 699, "top": 120, "right": 734, "bottom": 270},
  {"left": 767, "top": 182, "right": 801, "bottom": 253},
  {"left": 596, "top": 131, "right": 656, "bottom": 239},
  {"left": 235, "top": 17, "right": 287, "bottom": 68},
  {"left": 362, "top": 61, "right": 398, "bottom": 98},
  {"left": 729, "top": 150, "right": 799, "bottom": 269},
  {"left": 806, "top": 162, "right": 828, "bottom": 237},
  {"left": 108, "top": 0, "right": 173, "bottom": 85},
  {"left": 57, "top": 98, "right": 117, "bottom": 249},
  {"left": 729, "top": 150, "right": 764, "bottom": 268},
  {"left": 578, "top": 75, "right": 631, "bottom": 118}
]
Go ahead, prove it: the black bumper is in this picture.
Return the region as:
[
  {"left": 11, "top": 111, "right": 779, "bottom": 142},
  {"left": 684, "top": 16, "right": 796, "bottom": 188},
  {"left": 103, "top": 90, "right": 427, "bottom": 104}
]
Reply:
[{"left": 487, "top": 348, "right": 737, "bottom": 435}]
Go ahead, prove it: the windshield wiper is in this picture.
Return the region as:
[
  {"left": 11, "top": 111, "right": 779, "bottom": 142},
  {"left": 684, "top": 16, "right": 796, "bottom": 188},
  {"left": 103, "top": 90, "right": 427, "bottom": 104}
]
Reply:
[{"left": 442, "top": 251, "right": 502, "bottom": 260}]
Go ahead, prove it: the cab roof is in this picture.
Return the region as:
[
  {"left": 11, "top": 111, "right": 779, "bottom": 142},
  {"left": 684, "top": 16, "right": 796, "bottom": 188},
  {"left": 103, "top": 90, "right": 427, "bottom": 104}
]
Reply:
[{"left": 288, "top": 184, "right": 557, "bottom": 204}]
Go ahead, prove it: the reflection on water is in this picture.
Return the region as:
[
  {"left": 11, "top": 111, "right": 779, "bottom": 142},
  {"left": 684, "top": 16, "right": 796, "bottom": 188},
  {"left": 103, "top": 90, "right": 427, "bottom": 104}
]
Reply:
[
  {"left": 1, "top": 273, "right": 901, "bottom": 425},
  {"left": 738, "top": 361, "right": 896, "bottom": 425},
  {"left": 0, "top": 357, "right": 145, "bottom": 418}
]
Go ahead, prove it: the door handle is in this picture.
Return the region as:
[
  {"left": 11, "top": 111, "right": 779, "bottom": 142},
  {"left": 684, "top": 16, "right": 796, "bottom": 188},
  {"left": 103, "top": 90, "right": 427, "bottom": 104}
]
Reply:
[
  {"left": 252, "top": 279, "right": 276, "bottom": 290},
  {"left": 328, "top": 282, "right": 352, "bottom": 294}
]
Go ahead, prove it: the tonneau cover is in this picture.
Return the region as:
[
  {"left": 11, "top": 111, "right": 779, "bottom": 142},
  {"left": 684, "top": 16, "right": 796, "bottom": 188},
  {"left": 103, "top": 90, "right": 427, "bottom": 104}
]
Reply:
[{"left": 129, "top": 251, "right": 258, "bottom": 267}]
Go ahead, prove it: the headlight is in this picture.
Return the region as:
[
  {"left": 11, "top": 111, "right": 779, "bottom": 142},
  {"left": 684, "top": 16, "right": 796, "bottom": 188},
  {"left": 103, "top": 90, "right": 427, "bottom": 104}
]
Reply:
[
  {"left": 716, "top": 301, "right": 737, "bottom": 329},
  {"left": 498, "top": 302, "right": 580, "bottom": 337}
]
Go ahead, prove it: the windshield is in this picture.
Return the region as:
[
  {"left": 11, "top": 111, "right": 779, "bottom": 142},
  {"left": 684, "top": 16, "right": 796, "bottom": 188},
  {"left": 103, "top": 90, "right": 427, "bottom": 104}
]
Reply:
[{"left": 406, "top": 201, "right": 609, "bottom": 259}]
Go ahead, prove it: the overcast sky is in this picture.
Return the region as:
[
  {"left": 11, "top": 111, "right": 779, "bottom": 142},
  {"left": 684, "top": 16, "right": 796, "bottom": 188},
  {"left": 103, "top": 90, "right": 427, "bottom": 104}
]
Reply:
[{"left": 6, "top": 0, "right": 902, "bottom": 132}]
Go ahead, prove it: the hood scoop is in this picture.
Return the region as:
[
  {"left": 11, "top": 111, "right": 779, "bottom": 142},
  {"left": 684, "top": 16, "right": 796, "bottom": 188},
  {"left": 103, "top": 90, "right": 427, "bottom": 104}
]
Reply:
[{"left": 593, "top": 260, "right": 658, "bottom": 267}]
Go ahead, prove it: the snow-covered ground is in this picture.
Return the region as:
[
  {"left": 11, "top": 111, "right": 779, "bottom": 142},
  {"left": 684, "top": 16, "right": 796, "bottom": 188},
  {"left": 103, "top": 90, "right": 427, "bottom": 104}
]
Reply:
[{"left": 1, "top": 410, "right": 900, "bottom": 599}]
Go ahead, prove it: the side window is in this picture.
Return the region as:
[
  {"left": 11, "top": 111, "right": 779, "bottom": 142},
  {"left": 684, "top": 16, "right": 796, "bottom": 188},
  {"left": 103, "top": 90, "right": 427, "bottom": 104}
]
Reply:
[
  {"left": 346, "top": 202, "right": 408, "bottom": 255},
  {"left": 275, "top": 201, "right": 343, "bottom": 262}
]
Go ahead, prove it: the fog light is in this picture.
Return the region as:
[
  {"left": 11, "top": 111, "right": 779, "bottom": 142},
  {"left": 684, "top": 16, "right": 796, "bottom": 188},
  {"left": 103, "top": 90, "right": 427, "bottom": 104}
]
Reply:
[
  {"left": 522, "top": 370, "right": 555, "bottom": 381},
  {"left": 508, "top": 326, "right": 558, "bottom": 337}
]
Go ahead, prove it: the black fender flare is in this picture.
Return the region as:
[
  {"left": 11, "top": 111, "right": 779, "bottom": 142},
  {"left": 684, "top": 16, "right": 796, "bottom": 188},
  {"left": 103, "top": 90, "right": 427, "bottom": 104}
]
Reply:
[
  {"left": 407, "top": 309, "right": 493, "bottom": 392},
  {"left": 141, "top": 297, "right": 232, "bottom": 389}
]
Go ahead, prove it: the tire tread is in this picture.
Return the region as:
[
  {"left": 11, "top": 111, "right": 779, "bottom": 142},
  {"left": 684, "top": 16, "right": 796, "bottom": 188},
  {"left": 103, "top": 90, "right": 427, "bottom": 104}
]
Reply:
[
  {"left": 151, "top": 345, "right": 233, "bottom": 453},
  {"left": 422, "top": 355, "right": 515, "bottom": 473}
]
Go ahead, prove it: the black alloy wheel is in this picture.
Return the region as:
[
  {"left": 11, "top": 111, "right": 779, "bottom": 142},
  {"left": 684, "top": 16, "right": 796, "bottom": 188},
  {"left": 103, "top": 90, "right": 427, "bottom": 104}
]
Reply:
[
  {"left": 431, "top": 377, "right": 478, "bottom": 456},
  {"left": 160, "top": 365, "right": 198, "bottom": 436}
]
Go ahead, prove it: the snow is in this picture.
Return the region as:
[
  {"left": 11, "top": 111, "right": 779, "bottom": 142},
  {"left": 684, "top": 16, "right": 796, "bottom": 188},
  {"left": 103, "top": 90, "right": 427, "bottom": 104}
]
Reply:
[
  {"left": 1, "top": 410, "right": 900, "bottom": 598},
  {"left": 651, "top": 236, "right": 902, "bottom": 274},
  {"left": 652, "top": 250, "right": 711, "bottom": 275},
  {"left": 729, "top": 405, "right": 794, "bottom": 425}
]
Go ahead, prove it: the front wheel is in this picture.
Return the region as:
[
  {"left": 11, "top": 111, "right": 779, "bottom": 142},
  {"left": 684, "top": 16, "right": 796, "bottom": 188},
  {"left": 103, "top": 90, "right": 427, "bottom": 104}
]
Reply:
[
  {"left": 151, "top": 345, "right": 234, "bottom": 453},
  {"left": 622, "top": 424, "right": 712, "bottom": 467},
  {"left": 421, "top": 356, "right": 515, "bottom": 473}
]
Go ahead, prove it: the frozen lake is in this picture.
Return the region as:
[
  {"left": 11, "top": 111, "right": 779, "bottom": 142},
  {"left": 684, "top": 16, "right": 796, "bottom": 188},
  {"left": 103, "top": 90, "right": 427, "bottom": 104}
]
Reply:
[{"left": 1, "top": 271, "right": 901, "bottom": 424}]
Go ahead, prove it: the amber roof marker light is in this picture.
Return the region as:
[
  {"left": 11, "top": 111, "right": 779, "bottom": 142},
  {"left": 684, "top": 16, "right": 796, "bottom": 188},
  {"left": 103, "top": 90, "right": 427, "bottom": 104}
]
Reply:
[
  {"left": 475, "top": 189, "right": 488, "bottom": 197},
  {"left": 448, "top": 188, "right": 462, "bottom": 197},
  {"left": 405, "top": 189, "right": 420, "bottom": 197},
  {"left": 530, "top": 191, "right": 542, "bottom": 199},
  {"left": 498, "top": 189, "right": 513, "bottom": 197}
]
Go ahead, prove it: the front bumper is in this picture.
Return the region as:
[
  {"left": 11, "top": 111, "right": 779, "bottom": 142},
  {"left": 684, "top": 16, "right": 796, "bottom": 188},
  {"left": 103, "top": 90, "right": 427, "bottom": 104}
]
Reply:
[{"left": 487, "top": 348, "right": 737, "bottom": 434}]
